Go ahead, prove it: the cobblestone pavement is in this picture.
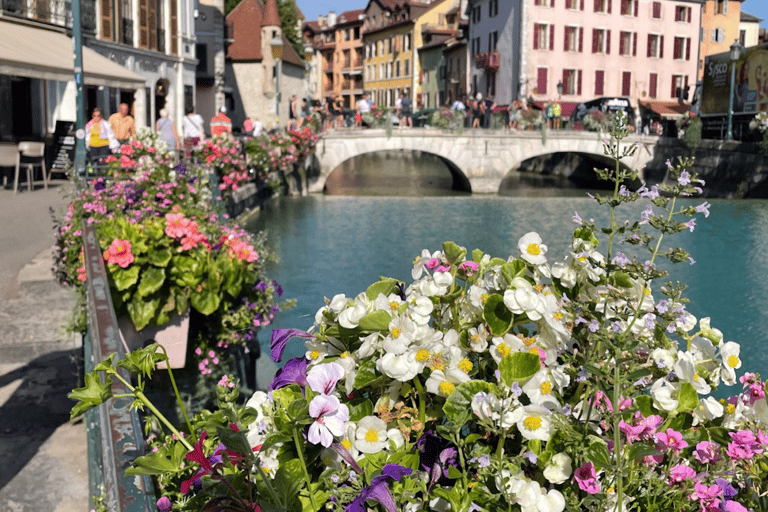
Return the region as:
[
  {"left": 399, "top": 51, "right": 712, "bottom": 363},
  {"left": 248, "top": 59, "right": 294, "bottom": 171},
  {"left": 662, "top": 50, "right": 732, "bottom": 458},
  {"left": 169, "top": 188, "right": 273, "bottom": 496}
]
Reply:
[{"left": 0, "top": 182, "right": 89, "bottom": 512}]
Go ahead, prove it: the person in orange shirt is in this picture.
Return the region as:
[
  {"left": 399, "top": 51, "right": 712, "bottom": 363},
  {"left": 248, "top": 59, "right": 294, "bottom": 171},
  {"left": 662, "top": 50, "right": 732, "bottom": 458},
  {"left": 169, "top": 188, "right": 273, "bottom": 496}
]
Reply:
[
  {"left": 108, "top": 103, "right": 136, "bottom": 144},
  {"left": 210, "top": 107, "right": 232, "bottom": 137}
]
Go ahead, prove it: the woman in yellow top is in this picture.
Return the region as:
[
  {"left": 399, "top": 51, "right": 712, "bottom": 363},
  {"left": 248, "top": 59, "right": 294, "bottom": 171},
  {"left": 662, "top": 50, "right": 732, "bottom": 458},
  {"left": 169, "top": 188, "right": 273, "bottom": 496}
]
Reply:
[{"left": 85, "top": 108, "right": 119, "bottom": 164}]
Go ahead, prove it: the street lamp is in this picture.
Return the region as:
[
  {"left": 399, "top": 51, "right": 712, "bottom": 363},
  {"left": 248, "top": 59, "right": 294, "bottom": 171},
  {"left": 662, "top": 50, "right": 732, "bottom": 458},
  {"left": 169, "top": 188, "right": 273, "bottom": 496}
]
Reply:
[
  {"left": 556, "top": 80, "right": 563, "bottom": 99},
  {"left": 304, "top": 43, "right": 314, "bottom": 116},
  {"left": 727, "top": 39, "right": 744, "bottom": 141},
  {"left": 271, "top": 35, "right": 284, "bottom": 128}
]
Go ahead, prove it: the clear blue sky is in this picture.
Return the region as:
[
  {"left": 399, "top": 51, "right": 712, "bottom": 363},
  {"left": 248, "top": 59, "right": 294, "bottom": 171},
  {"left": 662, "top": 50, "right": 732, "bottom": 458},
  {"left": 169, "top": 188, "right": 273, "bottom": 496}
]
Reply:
[{"left": 297, "top": 0, "right": 768, "bottom": 29}]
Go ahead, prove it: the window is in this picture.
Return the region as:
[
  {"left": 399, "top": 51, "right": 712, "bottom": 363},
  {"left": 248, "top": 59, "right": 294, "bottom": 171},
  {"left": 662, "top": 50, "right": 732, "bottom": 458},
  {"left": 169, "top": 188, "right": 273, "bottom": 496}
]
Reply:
[
  {"left": 740, "top": 29, "right": 747, "bottom": 46},
  {"left": 712, "top": 28, "right": 725, "bottom": 44},
  {"left": 471, "top": 36, "right": 481, "bottom": 56},
  {"left": 592, "top": 28, "right": 610, "bottom": 54},
  {"left": 594, "top": 0, "right": 611, "bottom": 13},
  {"left": 595, "top": 69, "right": 605, "bottom": 95},
  {"left": 652, "top": 1, "right": 661, "bottom": 19},
  {"left": 564, "top": 26, "right": 583, "bottom": 52},
  {"left": 562, "top": 69, "right": 582, "bottom": 95},
  {"left": 536, "top": 67, "right": 548, "bottom": 95},
  {"left": 488, "top": 31, "right": 498, "bottom": 52},
  {"left": 404, "top": 34, "right": 410, "bottom": 51},
  {"left": 354, "top": 27, "right": 360, "bottom": 40},
  {"left": 620, "top": 0, "right": 637, "bottom": 16},
  {"left": 489, "top": 0, "right": 499, "bottom": 17},
  {"left": 404, "top": 59, "right": 410, "bottom": 76},
  {"left": 486, "top": 70, "right": 496, "bottom": 96},
  {"left": 649, "top": 72, "right": 658, "bottom": 98},
  {"left": 396, "top": 60, "right": 400, "bottom": 77},
  {"left": 675, "top": 6, "right": 691, "bottom": 22},
  {"left": 619, "top": 31, "right": 636, "bottom": 56},
  {"left": 534, "top": 23, "right": 554, "bottom": 50},
  {"left": 621, "top": 71, "right": 631, "bottom": 96},
  {"left": 715, "top": 0, "right": 727, "bottom": 15},
  {"left": 673, "top": 36, "right": 691, "bottom": 60},
  {"left": 471, "top": 6, "right": 481, "bottom": 23},
  {"left": 535, "top": 0, "right": 547, "bottom": 5},
  {"left": 671, "top": 74, "right": 688, "bottom": 99},
  {"left": 647, "top": 33, "right": 663, "bottom": 58},
  {"left": 388, "top": 37, "right": 393, "bottom": 54}
]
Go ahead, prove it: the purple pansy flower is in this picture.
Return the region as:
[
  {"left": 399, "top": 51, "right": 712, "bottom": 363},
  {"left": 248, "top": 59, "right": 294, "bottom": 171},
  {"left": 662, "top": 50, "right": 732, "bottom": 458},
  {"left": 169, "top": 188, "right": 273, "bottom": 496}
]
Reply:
[
  {"left": 346, "top": 464, "right": 413, "bottom": 512},
  {"left": 270, "top": 328, "right": 313, "bottom": 363},
  {"left": 269, "top": 357, "right": 309, "bottom": 391}
]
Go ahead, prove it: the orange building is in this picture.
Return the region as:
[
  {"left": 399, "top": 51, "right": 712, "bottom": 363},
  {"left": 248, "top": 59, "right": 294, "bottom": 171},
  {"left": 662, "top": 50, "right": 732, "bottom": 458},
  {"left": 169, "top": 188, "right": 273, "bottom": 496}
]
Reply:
[{"left": 699, "top": 0, "right": 745, "bottom": 79}]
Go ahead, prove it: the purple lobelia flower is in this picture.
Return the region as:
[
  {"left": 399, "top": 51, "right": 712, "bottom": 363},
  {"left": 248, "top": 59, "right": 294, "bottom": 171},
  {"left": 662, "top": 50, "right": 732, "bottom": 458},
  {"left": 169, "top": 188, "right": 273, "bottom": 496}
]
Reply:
[
  {"left": 415, "top": 431, "right": 458, "bottom": 491},
  {"left": 270, "top": 328, "right": 313, "bottom": 363},
  {"left": 269, "top": 357, "right": 309, "bottom": 391},
  {"left": 346, "top": 464, "right": 413, "bottom": 512}
]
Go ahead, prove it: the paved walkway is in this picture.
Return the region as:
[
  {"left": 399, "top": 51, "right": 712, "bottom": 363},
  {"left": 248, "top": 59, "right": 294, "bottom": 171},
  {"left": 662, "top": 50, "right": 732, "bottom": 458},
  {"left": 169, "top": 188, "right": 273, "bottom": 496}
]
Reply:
[{"left": 0, "top": 182, "right": 89, "bottom": 512}]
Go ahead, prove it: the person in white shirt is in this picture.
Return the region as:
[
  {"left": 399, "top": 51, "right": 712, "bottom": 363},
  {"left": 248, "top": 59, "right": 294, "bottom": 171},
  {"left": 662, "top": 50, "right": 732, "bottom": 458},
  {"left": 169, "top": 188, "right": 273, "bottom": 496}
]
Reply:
[
  {"left": 181, "top": 106, "right": 205, "bottom": 159},
  {"left": 356, "top": 93, "right": 371, "bottom": 128}
]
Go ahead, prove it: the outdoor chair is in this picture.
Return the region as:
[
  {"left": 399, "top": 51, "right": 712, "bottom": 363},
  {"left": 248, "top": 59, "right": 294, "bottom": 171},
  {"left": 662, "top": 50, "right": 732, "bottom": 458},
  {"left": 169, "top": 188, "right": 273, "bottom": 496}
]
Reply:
[
  {"left": 15, "top": 141, "right": 47, "bottom": 193},
  {"left": 0, "top": 143, "right": 18, "bottom": 190}
]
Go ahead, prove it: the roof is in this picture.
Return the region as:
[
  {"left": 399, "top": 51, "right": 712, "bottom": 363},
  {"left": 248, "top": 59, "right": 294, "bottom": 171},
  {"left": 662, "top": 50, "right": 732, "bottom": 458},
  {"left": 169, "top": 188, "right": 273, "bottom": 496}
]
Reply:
[
  {"left": 303, "top": 20, "right": 320, "bottom": 33},
  {"left": 741, "top": 11, "right": 764, "bottom": 23},
  {"left": 262, "top": 0, "right": 280, "bottom": 26},
  {"left": 337, "top": 9, "right": 365, "bottom": 23},
  {"left": 227, "top": 0, "right": 304, "bottom": 65},
  {"left": 639, "top": 101, "right": 690, "bottom": 119}
]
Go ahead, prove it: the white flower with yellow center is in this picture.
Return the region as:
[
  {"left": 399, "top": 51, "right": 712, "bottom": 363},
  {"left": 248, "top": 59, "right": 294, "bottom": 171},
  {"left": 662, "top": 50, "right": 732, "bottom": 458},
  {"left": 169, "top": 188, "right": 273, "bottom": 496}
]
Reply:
[
  {"left": 374, "top": 293, "right": 404, "bottom": 314},
  {"left": 356, "top": 332, "right": 382, "bottom": 358},
  {"left": 650, "top": 379, "right": 679, "bottom": 412},
  {"left": 550, "top": 261, "right": 577, "bottom": 289},
  {"left": 376, "top": 351, "right": 422, "bottom": 382},
  {"left": 354, "top": 416, "right": 390, "bottom": 454},
  {"left": 338, "top": 293, "right": 370, "bottom": 329},
  {"left": 467, "top": 327, "right": 489, "bottom": 353},
  {"left": 543, "top": 453, "right": 572, "bottom": 484},
  {"left": 490, "top": 334, "right": 525, "bottom": 364},
  {"left": 523, "top": 368, "right": 569, "bottom": 410},
  {"left": 692, "top": 396, "right": 724, "bottom": 426},
  {"left": 425, "top": 367, "right": 470, "bottom": 397},
  {"left": 471, "top": 391, "right": 500, "bottom": 423},
  {"left": 412, "top": 249, "right": 442, "bottom": 280},
  {"left": 336, "top": 351, "right": 358, "bottom": 395},
  {"left": 516, "top": 404, "right": 554, "bottom": 441},
  {"left": 468, "top": 285, "right": 490, "bottom": 312},
  {"left": 515, "top": 480, "right": 566, "bottom": 512},
  {"left": 503, "top": 277, "right": 546, "bottom": 321},
  {"left": 718, "top": 341, "right": 742, "bottom": 386},
  {"left": 407, "top": 295, "right": 434, "bottom": 325},
  {"left": 382, "top": 315, "right": 416, "bottom": 354},
  {"left": 518, "top": 232, "right": 548, "bottom": 266},
  {"left": 674, "top": 350, "right": 711, "bottom": 395}
]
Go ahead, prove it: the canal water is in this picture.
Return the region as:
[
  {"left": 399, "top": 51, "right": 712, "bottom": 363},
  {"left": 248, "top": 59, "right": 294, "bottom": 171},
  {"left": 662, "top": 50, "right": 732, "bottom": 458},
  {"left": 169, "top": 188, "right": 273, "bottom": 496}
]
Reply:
[{"left": 248, "top": 192, "right": 768, "bottom": 397}]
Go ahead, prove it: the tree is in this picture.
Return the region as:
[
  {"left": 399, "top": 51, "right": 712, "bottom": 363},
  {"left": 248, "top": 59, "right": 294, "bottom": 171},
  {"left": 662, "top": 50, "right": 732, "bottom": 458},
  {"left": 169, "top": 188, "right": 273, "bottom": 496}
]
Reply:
[{"left": 278, "top": 0, "right": 304, "bottom": 60}]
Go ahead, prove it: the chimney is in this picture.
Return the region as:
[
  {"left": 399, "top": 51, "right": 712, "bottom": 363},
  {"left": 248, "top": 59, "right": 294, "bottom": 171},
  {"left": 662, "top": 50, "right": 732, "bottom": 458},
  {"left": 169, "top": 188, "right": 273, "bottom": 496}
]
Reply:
[{"left": 327, "top": 11, "right": 336, "bottom": 27}]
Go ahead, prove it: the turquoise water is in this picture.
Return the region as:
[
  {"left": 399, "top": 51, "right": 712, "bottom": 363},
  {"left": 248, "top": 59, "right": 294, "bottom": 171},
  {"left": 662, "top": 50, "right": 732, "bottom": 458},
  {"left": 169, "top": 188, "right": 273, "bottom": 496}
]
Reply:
[{"left": 248, "top": 195, "right": 768, "bottom": 396}]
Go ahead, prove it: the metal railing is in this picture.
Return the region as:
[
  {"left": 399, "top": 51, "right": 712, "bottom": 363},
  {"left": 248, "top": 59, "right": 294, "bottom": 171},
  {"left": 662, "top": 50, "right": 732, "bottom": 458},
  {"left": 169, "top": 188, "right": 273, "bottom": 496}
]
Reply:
[
  {"left": 1, "top": 0, "right": 95, "bottom": 30},
  {"left": 82, "top": 219, "right": 155, "bottom": 512}
]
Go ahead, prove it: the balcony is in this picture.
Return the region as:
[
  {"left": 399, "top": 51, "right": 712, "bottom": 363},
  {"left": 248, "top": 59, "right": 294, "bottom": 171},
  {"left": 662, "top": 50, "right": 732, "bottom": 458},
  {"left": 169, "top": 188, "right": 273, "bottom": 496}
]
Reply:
[
  {"left": 1, "top": 0, "right": 95, "bottom": 31},
  {"left": 474, "top": 52, "right": 500, "bottom": 70},
  {"left": 342, "top": 58, "right": 364, "bottom": 75}
]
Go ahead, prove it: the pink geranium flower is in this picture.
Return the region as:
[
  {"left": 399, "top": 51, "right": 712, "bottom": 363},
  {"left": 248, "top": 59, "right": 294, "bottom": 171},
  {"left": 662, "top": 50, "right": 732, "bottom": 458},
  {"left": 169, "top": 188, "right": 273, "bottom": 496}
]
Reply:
[
  {"left": 231, "top": 241, "right": 258, "bottom": 262},
  {"left": 103, "top": 239, "right": 134, "bottom": 268},
  {"left": 165, "top": 213, "right": 191, "bottom": 238},
  {"left": 307, "top": 394, "right": 349, "bottom": 448}
]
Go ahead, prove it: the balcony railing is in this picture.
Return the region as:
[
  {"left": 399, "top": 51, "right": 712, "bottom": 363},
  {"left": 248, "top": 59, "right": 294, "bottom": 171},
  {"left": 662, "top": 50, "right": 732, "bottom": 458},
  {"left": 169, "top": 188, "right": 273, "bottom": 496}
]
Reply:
[
  {"left": 2, "top": 0, "right": 95, "bottom": 30},
  {"left": 475, "top": 52, "right": 500, "bottom": 70}
]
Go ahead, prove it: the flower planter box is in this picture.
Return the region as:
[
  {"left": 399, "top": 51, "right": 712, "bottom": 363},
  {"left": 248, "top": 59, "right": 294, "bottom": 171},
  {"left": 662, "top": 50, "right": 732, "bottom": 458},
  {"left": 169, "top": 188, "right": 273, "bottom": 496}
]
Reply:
[{"left": 118, "top": 311, "right": 190, "bottom": 369}]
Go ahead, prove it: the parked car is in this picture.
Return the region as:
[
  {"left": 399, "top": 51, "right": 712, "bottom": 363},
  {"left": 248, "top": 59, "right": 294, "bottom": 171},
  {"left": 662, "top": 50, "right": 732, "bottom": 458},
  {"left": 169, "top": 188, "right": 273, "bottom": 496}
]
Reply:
[{"left": 570, "top": 97, "right": 636, "bottom": 127}]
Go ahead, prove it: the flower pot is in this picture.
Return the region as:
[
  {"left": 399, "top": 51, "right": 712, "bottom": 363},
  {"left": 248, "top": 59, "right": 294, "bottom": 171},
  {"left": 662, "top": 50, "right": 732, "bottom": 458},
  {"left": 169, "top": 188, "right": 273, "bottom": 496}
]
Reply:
[{"left": 118, "top": 311, "right": 190, "bottom": 369}]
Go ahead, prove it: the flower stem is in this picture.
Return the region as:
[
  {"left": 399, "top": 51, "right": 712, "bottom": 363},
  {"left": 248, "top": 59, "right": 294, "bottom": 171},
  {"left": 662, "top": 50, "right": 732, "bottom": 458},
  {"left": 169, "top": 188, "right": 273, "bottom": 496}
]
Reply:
[
  {"left": 156, "top": 344, "right": 196, "bottom": 442},
  {"left": 412, "top": 378, "right": 426, "bottom": 425},
  {"left": 293, "top": 426, "right": 318, "bottom": 512}
]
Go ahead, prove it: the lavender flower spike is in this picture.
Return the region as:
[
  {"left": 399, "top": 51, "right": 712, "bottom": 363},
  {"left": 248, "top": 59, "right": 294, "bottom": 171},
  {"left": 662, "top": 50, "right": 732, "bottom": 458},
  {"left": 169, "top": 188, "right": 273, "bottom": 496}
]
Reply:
[{"left": 270, "top": 328, "right": 313, "bottom": 363}]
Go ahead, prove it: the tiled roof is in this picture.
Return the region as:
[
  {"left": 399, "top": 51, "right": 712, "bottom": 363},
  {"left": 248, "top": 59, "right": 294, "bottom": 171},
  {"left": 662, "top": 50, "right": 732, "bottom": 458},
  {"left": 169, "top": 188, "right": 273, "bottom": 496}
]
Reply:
[
  {"left": 741, "top": 11, "right": 764, "bottom": 23},
  {"left": 227, "top": 0, "right": 305, "bottom": 66},
  {"left": 338, "top": 9, "right": 365, "bottom": 23},
  {"left": 262, "top": 0, "right": 280, "bottom": 27}
]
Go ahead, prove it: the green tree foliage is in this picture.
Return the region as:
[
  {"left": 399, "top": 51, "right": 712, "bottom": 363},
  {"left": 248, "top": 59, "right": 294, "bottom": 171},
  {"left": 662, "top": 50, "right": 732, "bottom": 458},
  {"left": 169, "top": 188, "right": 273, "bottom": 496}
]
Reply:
[{"left": 278, "top": 0, "right": 304, "bottom": 60}]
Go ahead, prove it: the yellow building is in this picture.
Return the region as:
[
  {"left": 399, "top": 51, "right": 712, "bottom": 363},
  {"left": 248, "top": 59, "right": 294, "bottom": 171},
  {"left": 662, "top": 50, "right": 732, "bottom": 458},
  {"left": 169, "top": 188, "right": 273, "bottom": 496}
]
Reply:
[
  {"left": 699, "top": 0, "right": 745, "bottom": 79},
  {"left": 362, "top": 0, "right": 456, "bottom": 109}
]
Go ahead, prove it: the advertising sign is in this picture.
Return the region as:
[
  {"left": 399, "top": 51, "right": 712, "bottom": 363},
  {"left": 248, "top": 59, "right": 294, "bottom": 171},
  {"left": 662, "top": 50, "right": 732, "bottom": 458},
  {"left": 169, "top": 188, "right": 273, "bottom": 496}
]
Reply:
[{"left": 701, "top": 43, "right": 768, "bottom": 116}]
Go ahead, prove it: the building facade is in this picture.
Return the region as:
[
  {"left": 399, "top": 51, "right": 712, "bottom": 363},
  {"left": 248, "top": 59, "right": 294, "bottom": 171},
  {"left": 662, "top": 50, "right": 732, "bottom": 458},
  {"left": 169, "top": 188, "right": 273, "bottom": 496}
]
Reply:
[
  {"left": 738, "top": 11, "right": 762, "bottom": 48},
  {"left": 699, "top": 0, "right": 744, "bottom": 79},
  {"left": 195, "top": 0, "right": 227, "bottom": 126}
]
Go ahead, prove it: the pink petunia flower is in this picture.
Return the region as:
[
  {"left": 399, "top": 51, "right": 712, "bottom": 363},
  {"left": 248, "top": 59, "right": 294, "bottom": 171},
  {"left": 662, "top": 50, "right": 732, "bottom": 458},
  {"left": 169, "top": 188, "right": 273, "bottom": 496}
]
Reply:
[
  {"left": 656, "top": 429, "right": 688, "bottom": 454},
  {"left": 669, "top": 464, "right": 696, "bottom": 484},
  {"left": 694, "top": 441, "right": 721, "bottom": 464},
  {"left": 103, "top": 239, "right": 134, "bottom": 268},
  {"left": 574, "top": 461, "right": 600, "bottom": 494}
]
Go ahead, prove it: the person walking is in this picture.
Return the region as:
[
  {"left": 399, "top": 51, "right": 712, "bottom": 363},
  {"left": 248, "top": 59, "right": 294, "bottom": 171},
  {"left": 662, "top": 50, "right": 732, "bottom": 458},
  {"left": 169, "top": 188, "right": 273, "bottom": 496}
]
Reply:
[
  {"left": 85, "top": 107, "right": 119, "bottom": 164},
  {"left": 108, "top": 102, "right": 136, "bottom": 145},
  {"left": 156, "top": 108, "right": 180, "bottom": 159},
  {"left": 181, "top": 106, "right": 206, "bottom": 158},
  {"left": 483, "top": 95, "right": 496, "bottom": 129},
  {"left": 210, "top": 106, "right": 232, "bottom": 137},
  {"left": 334, "top": 95, "right": 344, "bottom": 129},
  {"left": 552, "top": 98, "right": 562, "bottom": 130},
  {"left": 356, "top": 93, "right": 371, "bottom": 128},
  {"left": 472, "top": 93, "right": 483, "bottom": 128},
  {"left": 400, "top": 92, "right": 413, "bottom": 128},
  {"left": 325, "top": 96, "right": 336, "bottom": 131},
  {"left": 289, "top": 95, "right": 298, "bottom": 130}
]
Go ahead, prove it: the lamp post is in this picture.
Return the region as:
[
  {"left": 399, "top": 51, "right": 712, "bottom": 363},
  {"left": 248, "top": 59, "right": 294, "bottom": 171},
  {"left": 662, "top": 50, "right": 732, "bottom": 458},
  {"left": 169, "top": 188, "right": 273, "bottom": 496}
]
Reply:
[
  {"left": 727, "top": 39, "right": 744, "bottom": 141},
  {"left": 557, "top": 80, "right": 563, "bottom": 99},
  {"left": 304, "top": 43, "right": 314, "bottom": 117},
  {"left": 271, "top": 35, "right": 284, "bottom": 129}
]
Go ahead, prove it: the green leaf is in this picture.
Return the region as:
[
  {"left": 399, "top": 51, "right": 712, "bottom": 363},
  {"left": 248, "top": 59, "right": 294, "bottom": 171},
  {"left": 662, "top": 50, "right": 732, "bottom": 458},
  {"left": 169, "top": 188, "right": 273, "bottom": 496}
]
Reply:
[
  {"left": 609, "top": 271, "right": 633, "bottom": 288},
  {"left": 353, "top": 359, "right": 378, "bottom": 388},
  {"left": 68, "top": 372, "right": 113, "bottom": 419},
  {"left": 124, "top": 442, "right": 187, "bottom": 476},
  {"left": 444, "top": 380, "right": 498, "bottom": 427},
  {"left": 574, "top": 227, "right": 599, "bottom": 246},
  {"left": 190, "top": 277, "right": 221, "bottom": 316},
  {"left": 216, "top": 426, "right": 254, "bottom": 460},
  {"left": 483, "top": 294, "right": 513, "bottom": 336},
  {"left": 500, "top": 260, "right": 526, "bottom": 284},
  {"left": 471, "top": 249, "right": 484, "bottom": 262},
  {"left": 147, "top": 247, "right": 172, "bottom": 267},
  {"left": 358, "top": 310, "right": 392, "bottom": 331},
  {"left": 117, "top": 344, "right": 167, "bottom": 376},
  {"left": 112, "top": 265, "right": 140, "bottom": 291},
  {"left": 635, "top": 395, "right": 657, "bottom": 417},
  {"left": 93, "top": 354, "right": 116, "bottom": 372},
  {"left": 127, "top": 294, "right": 161, "bottom": 331},
  {"left": 626, "top": 444, "right": 662, "bottom": 462},
  {"left": 273, "top": 459, "right": 304, "bottom": 509},
  {"left": 665, "top": 413, "right": 693, "bottom": 433},
  {"left": 498, "top": 352, "right": 541, "bottom": 387},
  {"left": 442, "top": 241, "right": 466, "bottom": 265},
  {"left": 287, "top": 399, "right": 309, "bottom": 421},
  {"left": 586, "top": 437, "right": 611, "bottom": 470},
  {"left": 676, "top": 382, "right": 699, "bottom": 412},
  {"left": 137, "top": 267, "right": 166, "bottom": 297},
  {"left": 365, "top": 278, "right": 400, "bottom": 301},
  {"left": 348, "top": 398, "right": 374, "bottom": 421}
]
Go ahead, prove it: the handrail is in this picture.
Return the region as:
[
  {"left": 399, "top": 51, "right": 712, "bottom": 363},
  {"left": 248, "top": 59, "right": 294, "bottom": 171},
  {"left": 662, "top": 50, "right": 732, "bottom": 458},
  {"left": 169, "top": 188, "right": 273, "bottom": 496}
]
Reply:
[{"left": 82, "top": 220, "right": 155, "bottom": 512}]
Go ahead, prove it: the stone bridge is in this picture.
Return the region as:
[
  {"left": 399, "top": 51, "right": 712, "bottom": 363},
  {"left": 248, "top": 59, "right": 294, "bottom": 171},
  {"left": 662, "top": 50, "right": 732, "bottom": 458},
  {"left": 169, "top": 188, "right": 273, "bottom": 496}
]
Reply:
[{"left": 309, "top": 129, "right": 659, "bottom": 194}]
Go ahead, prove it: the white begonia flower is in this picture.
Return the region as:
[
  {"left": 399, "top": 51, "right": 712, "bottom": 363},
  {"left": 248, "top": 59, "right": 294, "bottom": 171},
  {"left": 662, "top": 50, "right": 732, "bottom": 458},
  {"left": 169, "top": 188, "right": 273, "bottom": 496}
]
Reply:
[
  {"left": 517, "top": 404, "right": 554, "bottom": 441},
  {"left": 406, "top": 277, "right": 449, "bottom": 297},
  {"left": 357, "top": 332, "right": 382, "bottom": 358},
  {"left": 336, "top": 351, "right": 358, "bottom": 395},
  {"left": 499, "top": 397, "right": 524, "bottom": 429},
  {"left": 650, "top": 379, "right": 679, "bottom": 412},
  {"left": 523, "top": 369, "right": 562, "bottom": 410},
  {"left": 433, "top": 270, "right": 454, "bottom": 287},
  {"left": 305, "top": 336, "right": 337, "bottom": 363},
  {"left": 387, "top": 428, "right": 405, "bottom": 448},
  {"left": 514, "top": 480, "right": 566, "bottom": 512},
  {"left": 550, "top": 261, "right": 577, "bottom": 289},
  {"left": 354, "top": 416, "right": 390, "bottom": 453},
  {"left": 495, "top": 469, "right": 527, "bottom": 498},
  {"left": 490, "top": 334, "right": 525, "bottom": 363},
  {"left": 376, "top": 351, "right": 422, "bottom": 381},
  {"left": 674, "top": 350, "right": 711, "bottom": 395},
  {"left": 543, "top": 453, "right": 573, "bottom": 484},
  {"left": 374, "top": 292, "right": 404, "bottom": 315},
  {"left": 721, "top": 398, "right": 748, "bottom": 429},
  {"left": 471, "top": 391, "right": 500, "bottom": 423},
  {"left": 468, "top": 284, "right": 490, "bottom": 311},
  {"left": 503, "top": 277, "right": 546, "bottom": 321},
  {"left": 467, "top": 327, "right": 490, "bottom": 353},
  {"left": 699, "top": 317, "right": 723, "bottom": 345},
  {"left": 518, "top": 232, "right": 548, "bottom": 265},
  {"left": 382, "top": 315, "right": 416, "bottom": 354},
  {"left": 693, "top": 396, "right": 724, "bottom": 425},
  {"left": 651, "top": 348, "right": 677, "bottom": 370},
  {"left": 425, "top": 367, "right": 470, "bottom": 397},
  {"left": 328, "top": 293, "right": 348, "bottom": 314},
  {"left": 719, "top": 341, "right": 742, "bottom": 386},
  {"left": 676, "top": 311, "right": 697, "bottom": 332},
  {"left": 412, "top": 249, "right": 441, "bottom": 280},
  {"left": 338, "top": 297, "right": 368, "bottom": 329},
  {"left": 752, "top": 398, "right": 768, "bottom": 426},
  {"left": 245, "top": 391, "right": 271, "bottom": 449}
]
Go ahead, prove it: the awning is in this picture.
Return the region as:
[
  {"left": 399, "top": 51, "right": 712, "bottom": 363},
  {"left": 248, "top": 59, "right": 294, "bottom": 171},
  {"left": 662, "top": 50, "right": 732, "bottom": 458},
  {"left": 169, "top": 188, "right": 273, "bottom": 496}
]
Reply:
[
  {"left": 639, "top": 101, "right": 690, "bottom": 120},
  {"left": 531, "top": 101, "right": 579, "bottom": 117},
  {"left": 0, "top": 19, "right": 145, "bottom": 89}
]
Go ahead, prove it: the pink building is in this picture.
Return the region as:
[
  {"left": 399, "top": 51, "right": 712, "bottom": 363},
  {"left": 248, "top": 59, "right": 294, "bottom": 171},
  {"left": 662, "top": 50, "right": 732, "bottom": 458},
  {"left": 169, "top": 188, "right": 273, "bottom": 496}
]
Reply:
[{"left": 523, "top": 0, "right": 703, "bottom": 121}]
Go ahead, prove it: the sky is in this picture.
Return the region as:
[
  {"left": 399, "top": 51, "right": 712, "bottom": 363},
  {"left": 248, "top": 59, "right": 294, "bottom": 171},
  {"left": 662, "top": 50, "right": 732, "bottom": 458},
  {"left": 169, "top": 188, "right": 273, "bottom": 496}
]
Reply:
[{"left": 297, "top": 0, "right": 768, "bottom": 29}]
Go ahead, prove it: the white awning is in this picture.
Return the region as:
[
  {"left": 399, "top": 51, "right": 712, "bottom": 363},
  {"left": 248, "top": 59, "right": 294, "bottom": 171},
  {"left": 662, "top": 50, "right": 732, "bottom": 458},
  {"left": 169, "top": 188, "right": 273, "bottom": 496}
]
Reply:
[{"left": 0, "top": 19, "right": 146, "bottom": 89}]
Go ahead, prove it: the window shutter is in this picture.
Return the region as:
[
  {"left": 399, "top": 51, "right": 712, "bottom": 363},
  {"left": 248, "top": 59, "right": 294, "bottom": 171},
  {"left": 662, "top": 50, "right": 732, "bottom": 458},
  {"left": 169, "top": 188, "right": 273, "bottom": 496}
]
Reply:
[
  {"left": 653, "top": 2, "right": 660, "bottom": 18},
  {"left": 607, "top": 0, "right": 611, "bottom": 13},
  {"left": 592, "top": 29, "right": 598, "bottom": 53},
  {"left": 659, "top": 35, "right": 663, "bottom": 58},
  {"left": 649, "top": 73, "right": 656, "bottom": 97},
  {"left": 148, "top": 0, "right": 157, "bottom": 50},
  {"left": 619, "top": 33, "right": 625, "bottom": 55},
  {"left": 537, "top": 67, "right": 548, "bottom": 94},
  {"left": 577, "top": 69, "right": 583, "bottom": 94},
  {"left": 139, "top": 0, "right": 148, "bottom": 48},
  {"left": 687, "top": 7, "right": 691, "bottom": 22},
  {"left": 606, "top": 30, "right": 611, "bottom": 54},
  {"left": 100, "top": 0, "right": 113, "bottom": 40},
  {"left": 686, "top": 37, "right": 691, "bottom": 60},
  {"left": 534, "top": 25, "right": 540, "bottom": 49},
  {"left": 580, "top": 0, "right": 584, "bottom": 10},
  {"left": 594, "top": 0, "right": 599, "bottom": 11},
  {"left": 711, "top": 28, "right": 716, "bottom": 43},
  {"left": 633, "top": 32, "right": 637, "bottom": 56},
  {"left": 551, "top": 0, "right": 555, "bottom": 7},
  {"left": 724, "top": 0, "right": 727, "bottom": 15},
  {"left": 647, "top": 35, "right": 652, "bottom": 57},
  {"left": 170, "top": 0, "right": 178, "bottom": 54},
  {"left": 671, "top": 78, "right": 676, "bottom": 99},
  {"left": 564, "top": 27, "right": 569, "bottom": 51},
  {"left": 622, "top": 71, "right": 631, "bottom": 96},
  {"left": 620, "top": 0, "right": 627, "bottom": 15},
  {"left": 633, "top": 0, "right": 638, "bottom": 16},
  {"left": 579, "top": 27, "right": 583, "bottom": 52},
  {"left": 595, "top": 69, "right": 604, "bottom": 95},
  {"left": 550, "top": 25, "right": 555, "bottom": 50},
  {"left": 562, "top": 69, "right": 568, "bottom": 91}
]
